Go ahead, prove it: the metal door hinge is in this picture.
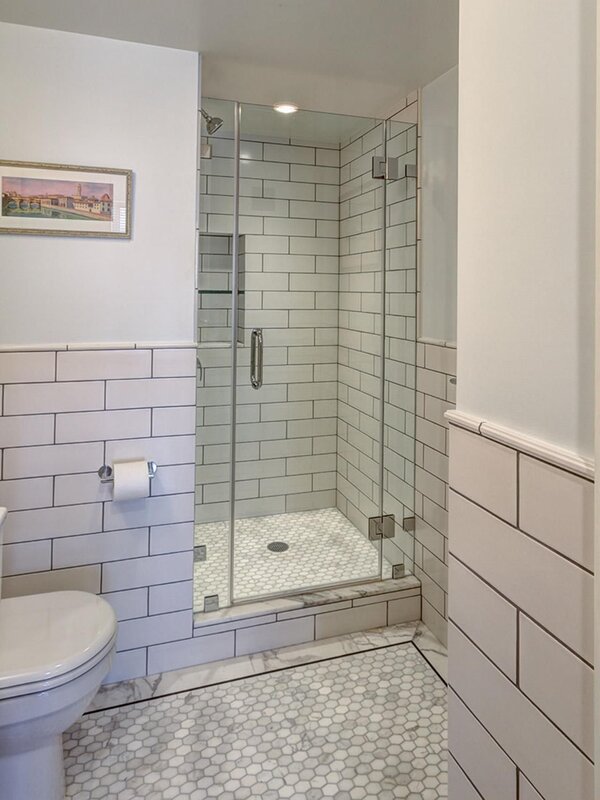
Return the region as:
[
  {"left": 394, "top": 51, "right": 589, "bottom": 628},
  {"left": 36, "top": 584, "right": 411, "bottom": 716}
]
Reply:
[
  {"left": 203, "top": 594, "right": 219, "bottom": 613},
  {"left": 402, "top": 516, "right": 416, "bottom": 533},
  {"left": 392, "top": 563, "right": 406, "bottom": 579},
  {"left": 372, "top": 156, "right": 397, "bottom": 180},
  {"left": 369, "top": 514, "right": 396, "bottom": 540},
  {"left": 194, "top": 545, "right": 207, "bottom": 563},
  {"left": 372, "top": 157, "right": 417, "bottom": 181}
]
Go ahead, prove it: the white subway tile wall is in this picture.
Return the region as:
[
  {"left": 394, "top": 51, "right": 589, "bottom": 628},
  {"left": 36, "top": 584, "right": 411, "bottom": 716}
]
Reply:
[
  {"left": 448, "top": 422, "right": 594, "bottom": 800},
  {"left": 0, "top": 347, "right": 197, "bottom": 681}
]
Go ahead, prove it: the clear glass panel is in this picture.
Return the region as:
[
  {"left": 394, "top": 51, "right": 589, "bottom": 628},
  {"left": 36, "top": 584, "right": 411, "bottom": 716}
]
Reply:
[
  {"left": 230, "top": 102, "right": 386, "bottom": 603},
  {"left": 381, "top": 111, "right": 419, "bottom": 578},
  {"left": 193, "top": 98, "right": 238, "bottom": 613}
]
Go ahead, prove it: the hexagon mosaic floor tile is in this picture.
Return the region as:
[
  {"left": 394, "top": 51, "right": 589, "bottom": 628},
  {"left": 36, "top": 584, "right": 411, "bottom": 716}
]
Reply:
[
  {"left": 64, "top": 644, "right": 447, "bottom": 799},
  {"left": 194, "top": 507, "right": 395, "bottom": 610}
]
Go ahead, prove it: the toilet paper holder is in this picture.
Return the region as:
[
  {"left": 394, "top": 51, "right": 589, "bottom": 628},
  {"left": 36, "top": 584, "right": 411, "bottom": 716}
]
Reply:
[{"left": 98, "top": 461, "right": 158, "bottom": 484}]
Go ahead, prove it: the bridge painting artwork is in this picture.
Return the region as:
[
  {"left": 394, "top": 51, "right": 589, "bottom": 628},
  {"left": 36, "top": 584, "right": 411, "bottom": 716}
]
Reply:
[
  {"left": 0, "top": 160, "right": 132, "bottom": 238},
  {"left": 2, "top": 177, "right": 114, "bottom": 222}
]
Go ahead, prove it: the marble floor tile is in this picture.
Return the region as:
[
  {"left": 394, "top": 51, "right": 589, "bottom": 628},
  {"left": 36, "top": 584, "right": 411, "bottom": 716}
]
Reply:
[
  {"left": 66, "top": 643, "right": 447, "bottom": 799},
  {"left": 413, "top": 621, "right": 449, "bottom": 683},
  {"left": 91, "top": 621, "right": 420, "bottom": 712}
]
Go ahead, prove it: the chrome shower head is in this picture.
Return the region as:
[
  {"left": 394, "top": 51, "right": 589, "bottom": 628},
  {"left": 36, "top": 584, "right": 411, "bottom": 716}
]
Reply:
[{"left": 200, "top": 107, "right": 223, "bottom": 135}]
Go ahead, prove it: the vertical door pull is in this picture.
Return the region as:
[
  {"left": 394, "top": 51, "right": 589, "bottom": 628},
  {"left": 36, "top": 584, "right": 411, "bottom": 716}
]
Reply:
[{"left": 250, "top": 328, "right": 263, "bottom": 389}]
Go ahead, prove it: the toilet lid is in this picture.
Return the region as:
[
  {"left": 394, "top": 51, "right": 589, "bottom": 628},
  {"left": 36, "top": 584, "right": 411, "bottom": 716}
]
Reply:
[{"left": 0, "top": 591, "right": 117, "bottom": 691}]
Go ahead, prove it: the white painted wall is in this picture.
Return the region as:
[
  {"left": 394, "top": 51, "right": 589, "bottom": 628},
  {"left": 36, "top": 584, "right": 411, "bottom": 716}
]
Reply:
[
  {"left": 456, "top": 0, "right": 596, "bottom": 459},
  {"left": 420, "top": 66, "right": 458, "bottom": 344},
  {"left": 0, "top": 23, "right": 199, "bottom": 345}
]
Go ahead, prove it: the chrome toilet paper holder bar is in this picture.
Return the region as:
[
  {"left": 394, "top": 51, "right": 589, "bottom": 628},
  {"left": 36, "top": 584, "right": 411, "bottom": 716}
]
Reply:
[{"left": 98, "top": 461, "right": 158, "bottom": 484}]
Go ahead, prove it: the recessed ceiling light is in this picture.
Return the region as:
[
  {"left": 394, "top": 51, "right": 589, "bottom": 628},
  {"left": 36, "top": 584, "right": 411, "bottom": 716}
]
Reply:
[{"left": 274, "top": 103, "right": 298, "bottom": 114}]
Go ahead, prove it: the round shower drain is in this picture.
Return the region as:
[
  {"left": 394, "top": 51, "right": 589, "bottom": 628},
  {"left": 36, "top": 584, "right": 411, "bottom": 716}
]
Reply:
[{"left": 267, "top": 541, "right": 289, "bottom": 552}]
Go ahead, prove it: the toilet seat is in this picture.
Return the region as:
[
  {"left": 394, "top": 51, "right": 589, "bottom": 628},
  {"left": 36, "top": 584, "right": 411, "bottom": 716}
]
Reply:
[{"left": 0, "top": 591, "right": 117, "bottom": 700}]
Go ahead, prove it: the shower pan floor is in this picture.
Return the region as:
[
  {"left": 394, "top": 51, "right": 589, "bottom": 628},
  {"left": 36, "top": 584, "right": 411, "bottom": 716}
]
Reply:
[{"left": 194, "top": 507, "right": 394, "bottom": 610}]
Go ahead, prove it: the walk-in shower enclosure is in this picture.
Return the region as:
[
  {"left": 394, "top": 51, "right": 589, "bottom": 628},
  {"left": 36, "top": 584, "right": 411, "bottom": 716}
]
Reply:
[{"left": 194, "top": 100, "right": 418, "bottom": 612}]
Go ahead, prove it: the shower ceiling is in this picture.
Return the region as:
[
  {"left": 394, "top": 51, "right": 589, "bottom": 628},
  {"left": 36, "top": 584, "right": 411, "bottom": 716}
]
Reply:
[
  {"left": 0, "top": 0, "right": 459, "bottom": 117},
  {"left": 203, "top": 99, "right": 379, "bottom": 147}
]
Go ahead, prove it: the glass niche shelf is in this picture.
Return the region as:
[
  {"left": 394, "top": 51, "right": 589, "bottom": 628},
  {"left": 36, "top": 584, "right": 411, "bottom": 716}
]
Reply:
[{"left": 197, "top": 289, "right": 245, "bottom": 294}]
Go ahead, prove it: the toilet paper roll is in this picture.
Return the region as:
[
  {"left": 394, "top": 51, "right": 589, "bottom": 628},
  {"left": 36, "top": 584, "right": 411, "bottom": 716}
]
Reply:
[{"left": 112, "top": 459, "right": 150, "bottom": 502}]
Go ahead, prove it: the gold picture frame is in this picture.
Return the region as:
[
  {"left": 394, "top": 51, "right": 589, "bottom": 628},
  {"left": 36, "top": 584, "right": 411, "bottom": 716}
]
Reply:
[{"left": 0, "top": 160, "right": 132, "bottom": 238}]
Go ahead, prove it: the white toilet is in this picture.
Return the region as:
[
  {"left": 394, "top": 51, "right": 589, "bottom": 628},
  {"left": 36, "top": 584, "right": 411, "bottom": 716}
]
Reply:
[{"left": 0, "top": 507, "right": 117, "bottom": 800}]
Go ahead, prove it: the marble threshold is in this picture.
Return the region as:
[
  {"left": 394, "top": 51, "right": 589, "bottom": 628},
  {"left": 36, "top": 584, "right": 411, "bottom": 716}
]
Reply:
[
  {"left": 89, "top": 620, "right": 447, "bottom": 713},
  {"left": 193, "top": 575, "right": 421, "bottom": 631}
]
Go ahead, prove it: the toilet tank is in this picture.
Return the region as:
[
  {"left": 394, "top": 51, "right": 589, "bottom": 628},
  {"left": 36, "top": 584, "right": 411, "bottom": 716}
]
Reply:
[{"left": 0, "top": 507, "right": 6, "bottom": 597}]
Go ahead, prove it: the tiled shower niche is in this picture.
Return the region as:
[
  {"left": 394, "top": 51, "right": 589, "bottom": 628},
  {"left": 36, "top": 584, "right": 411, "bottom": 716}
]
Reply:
[
  {"left": 194, "top": 101, "right": 419, "bottom": 612},
  {"left": 197, "top": 233, "right": 245, "bottom": 345}
]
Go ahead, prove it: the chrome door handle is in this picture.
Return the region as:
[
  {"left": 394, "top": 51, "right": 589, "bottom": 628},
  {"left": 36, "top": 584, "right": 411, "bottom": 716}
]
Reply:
[{"left": 250, "top": 328, "right": 263, "bottom": 389}]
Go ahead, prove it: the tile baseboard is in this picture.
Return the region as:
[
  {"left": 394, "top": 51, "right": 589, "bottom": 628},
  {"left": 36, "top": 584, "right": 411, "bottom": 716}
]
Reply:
[{"left": 89, "top": 619, "right": 443, "bottom": 714}]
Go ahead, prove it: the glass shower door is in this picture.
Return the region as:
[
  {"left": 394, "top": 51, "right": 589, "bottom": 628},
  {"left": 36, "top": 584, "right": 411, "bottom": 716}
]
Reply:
[{"left": 230, "top": 102, "right": 386, "bottom": 603}]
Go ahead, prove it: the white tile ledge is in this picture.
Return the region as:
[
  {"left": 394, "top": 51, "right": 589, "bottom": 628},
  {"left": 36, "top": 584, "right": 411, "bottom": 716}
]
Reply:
[
  {"left": 0, "top": 341, "right": 197, "bottom": 353},
  {"left": 418, "top": 336, "right": 457, "bottom": 350},
  {"left": 445, "top": 410, "right": 594, "bottom": 480}
]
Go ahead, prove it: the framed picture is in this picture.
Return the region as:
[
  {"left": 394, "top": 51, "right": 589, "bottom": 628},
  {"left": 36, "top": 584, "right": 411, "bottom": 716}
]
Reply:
[{"left": 0, "top": 160, "right": 132, "bottom": 238}]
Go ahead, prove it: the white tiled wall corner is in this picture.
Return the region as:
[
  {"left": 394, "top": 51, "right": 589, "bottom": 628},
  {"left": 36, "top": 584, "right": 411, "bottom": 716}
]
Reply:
[
  {"left": 0, "top": 346, "right": 197, "bottom": 678},
  {"left": 448, "top": 421, "right": 595, "bottom": 800}
]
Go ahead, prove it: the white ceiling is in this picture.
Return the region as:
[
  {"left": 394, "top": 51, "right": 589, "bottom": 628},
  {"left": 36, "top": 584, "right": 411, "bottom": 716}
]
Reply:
[{"left": 0, "top": 0, "right": 459, "bottom": 117}]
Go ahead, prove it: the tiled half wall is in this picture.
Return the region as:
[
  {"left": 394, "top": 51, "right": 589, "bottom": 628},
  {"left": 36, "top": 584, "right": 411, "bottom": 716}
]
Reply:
[
  {"left": 0, "top": 346, "right": 197, "bottom": 682},
  {"left": 447, "top": 418, "right": 594, "bottom": 800}
]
